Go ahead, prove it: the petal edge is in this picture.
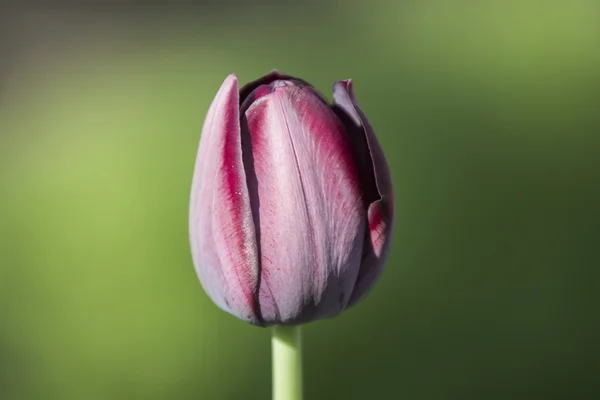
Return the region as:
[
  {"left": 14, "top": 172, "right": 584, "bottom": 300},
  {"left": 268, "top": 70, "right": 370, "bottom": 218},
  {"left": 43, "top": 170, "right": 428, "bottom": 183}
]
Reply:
[{"left": 332, "top": 80, "right": 395, "bottom": 305}]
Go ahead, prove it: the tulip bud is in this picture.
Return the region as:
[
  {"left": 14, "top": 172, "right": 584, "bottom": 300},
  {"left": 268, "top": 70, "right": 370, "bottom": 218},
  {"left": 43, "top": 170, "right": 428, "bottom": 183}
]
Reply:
[{"left": 190, "top": 71, "right": 394, "bottom": 326}]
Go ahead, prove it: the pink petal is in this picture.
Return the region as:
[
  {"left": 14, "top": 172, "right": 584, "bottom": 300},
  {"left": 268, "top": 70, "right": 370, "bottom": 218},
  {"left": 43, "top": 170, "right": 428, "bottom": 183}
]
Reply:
[
  {"left": 189, "top": 74, "right": 261, "bottom": 323},
  {"left": 243, "top": 81, "right": 366, "bottom": 325}
]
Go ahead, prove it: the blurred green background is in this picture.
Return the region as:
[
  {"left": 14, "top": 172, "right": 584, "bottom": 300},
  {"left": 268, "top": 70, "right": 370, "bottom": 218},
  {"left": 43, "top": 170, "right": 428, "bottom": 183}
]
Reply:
[{"left": 1, "top": 0, "right": 599, "bottom": 398}]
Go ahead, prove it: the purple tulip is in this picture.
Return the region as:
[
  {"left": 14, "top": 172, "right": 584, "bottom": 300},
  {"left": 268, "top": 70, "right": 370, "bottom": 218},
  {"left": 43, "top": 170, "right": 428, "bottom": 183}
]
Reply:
[{"left": 189, "top": 71, "right": 394, "bottom": 326}]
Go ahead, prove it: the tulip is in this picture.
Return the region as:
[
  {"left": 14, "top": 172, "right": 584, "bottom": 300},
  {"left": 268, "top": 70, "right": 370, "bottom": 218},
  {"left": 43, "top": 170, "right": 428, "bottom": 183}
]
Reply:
[{"left": 189, "top": 70, "right": 394, "bottom": 327}]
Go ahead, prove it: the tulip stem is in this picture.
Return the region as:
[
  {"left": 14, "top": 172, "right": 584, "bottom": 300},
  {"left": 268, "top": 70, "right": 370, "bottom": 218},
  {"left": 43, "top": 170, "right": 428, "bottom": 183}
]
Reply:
[{"left": 272, "top": 325, "right": 303, "bottom": 400}]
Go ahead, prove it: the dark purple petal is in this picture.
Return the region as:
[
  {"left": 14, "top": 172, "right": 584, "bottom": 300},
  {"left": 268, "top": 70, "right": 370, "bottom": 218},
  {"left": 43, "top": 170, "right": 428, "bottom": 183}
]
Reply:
[
  {"left": 332, "top": 80, "right": 395, "bottom": 305},
  {"left": 239, "top": 70, "right": 329, "bottom": 112},
  {"left": 242, "top": 81, "right": 366, "bottom": 325},
  {"left": 190, "top": 74, "right": 261, "bottom": 324},
  {"left": 240, "top": 70, "right": 306, "bottom": 104}
]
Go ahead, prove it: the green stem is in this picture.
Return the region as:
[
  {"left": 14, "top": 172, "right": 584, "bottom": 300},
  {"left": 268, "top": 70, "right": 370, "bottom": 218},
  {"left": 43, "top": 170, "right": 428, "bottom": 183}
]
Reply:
[{"left": 272, "top": 325, "right": 303, "bottom": 400}]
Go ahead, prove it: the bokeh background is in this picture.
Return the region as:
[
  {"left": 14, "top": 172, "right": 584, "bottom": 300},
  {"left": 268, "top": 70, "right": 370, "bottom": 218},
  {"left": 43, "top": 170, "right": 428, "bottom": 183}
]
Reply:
[{"left": 1, "top": 0, "right": 599, "bottom": 398}]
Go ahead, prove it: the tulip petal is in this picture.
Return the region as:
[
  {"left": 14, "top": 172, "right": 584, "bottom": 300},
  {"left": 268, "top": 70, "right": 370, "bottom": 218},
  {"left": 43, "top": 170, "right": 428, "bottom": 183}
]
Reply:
[
  {"left": 332, "top": 80, "right": 395, "bottom": 305},
  {"left": 190, "top": 74, "right": 261, "bottom": 324},
  {"left": 239, "top": 70, "right": 315, "bottom": 106},
  {"left": 243, "top": 81, "right": 366, "bottom": 325}
]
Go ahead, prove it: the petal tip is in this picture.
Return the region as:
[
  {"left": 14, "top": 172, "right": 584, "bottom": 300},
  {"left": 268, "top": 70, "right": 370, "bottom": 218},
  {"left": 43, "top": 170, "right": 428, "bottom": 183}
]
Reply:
[
  {"left": 264, "top": 69, "right": 286, "bottom": 80},
  {"left": 334, "top": 79, "right": 353, "bottom": 92},
  {"left": 223, "top": 73, "right": 239, "bottom": 87}
]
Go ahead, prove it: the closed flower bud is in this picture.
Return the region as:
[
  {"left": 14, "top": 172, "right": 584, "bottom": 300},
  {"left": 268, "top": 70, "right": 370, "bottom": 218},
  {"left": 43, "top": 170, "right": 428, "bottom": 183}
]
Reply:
[{"left": 190, "top": 71, "right": 394, "bottom": 326}]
